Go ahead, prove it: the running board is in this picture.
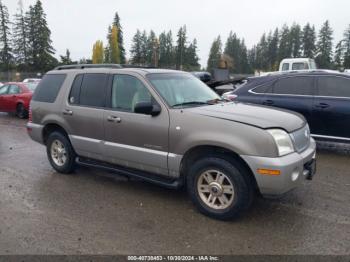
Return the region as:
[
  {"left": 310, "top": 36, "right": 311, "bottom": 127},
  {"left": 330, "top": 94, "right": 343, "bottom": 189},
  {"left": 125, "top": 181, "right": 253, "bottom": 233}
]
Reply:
[{"left": 76, "top": 157, "right": 182, "bottom": 189}]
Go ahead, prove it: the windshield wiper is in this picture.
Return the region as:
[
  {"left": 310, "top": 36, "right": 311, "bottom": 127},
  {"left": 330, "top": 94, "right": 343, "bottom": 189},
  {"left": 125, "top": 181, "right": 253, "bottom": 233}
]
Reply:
[{"left": 172, "top": 101, "right": 208, "bottom": 108}]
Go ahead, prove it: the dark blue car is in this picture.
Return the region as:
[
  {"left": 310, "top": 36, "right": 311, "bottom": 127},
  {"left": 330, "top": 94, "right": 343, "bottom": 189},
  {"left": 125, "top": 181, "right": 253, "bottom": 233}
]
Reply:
[{"left": 224, "top": 70, "right": 350, "bottom": 142}]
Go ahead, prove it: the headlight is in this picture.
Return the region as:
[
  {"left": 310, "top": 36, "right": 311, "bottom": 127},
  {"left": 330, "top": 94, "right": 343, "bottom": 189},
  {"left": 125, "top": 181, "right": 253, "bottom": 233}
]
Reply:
[{"left": 267, "top": 129, "right": 294, "bottom": 156}]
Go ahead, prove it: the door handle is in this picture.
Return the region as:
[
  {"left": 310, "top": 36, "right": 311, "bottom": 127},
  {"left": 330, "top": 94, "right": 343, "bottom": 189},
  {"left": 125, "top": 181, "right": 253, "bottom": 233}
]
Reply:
[
  {"left": 63, "top": 109, "right": 73, "bottom": 116},
  {"left": 315, "top": 103, "right": 330, "bottom": 109},
  {"left": 262, "top": 99, "right": 274, "bottom": 106},
  {"left": 107, "top": 116, "right": 121, "bottom": 123}
]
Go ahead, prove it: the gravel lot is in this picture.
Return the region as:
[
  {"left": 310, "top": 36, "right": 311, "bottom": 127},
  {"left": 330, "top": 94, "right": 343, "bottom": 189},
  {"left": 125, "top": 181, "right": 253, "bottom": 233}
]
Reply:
[{"left": 0, "top": 113, "right": 349, "bottom": 255}]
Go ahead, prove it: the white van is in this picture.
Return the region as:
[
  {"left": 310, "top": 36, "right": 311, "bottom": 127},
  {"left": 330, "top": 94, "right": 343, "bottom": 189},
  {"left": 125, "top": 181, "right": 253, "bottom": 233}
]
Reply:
[{"left": 279, "top": 58, "right": 317, "bottom": 72}]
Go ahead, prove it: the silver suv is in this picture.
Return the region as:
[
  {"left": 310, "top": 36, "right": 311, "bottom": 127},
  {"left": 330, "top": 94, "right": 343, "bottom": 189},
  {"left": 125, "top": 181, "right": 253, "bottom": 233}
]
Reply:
[{"left": 27, "top": 65, "right": 316, "bottom": 220}]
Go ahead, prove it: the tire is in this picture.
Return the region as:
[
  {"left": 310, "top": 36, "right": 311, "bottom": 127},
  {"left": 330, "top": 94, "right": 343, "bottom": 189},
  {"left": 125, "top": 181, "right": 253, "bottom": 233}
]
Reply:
[
  {"left": 46, "top": 131, "right": 76, "bottom": 174},
  {"left": 186, "top": 156, "right": 255, "bottom": 220},
  {"left": 16, "top": 103, "right": 28, "bottom": 119}
]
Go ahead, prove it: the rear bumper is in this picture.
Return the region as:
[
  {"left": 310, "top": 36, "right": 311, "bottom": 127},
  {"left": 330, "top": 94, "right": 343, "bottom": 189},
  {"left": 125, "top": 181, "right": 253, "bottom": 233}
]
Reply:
[
  {"left": 241, "top": 138, "right": 316, "bottom": 196},
  {"left": 27, "top": 122, "right": 44, "bottom": 144}
]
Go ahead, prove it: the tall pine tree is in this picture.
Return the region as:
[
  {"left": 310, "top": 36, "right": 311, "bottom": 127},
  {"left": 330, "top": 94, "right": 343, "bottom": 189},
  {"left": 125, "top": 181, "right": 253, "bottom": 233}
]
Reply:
[
  {"left": 176, "top": 25, "right": 187, "bottom": 70},
  {"left": 13, "top": 0, "right": 28, "bottom": 68},
  {"left": 343, "top": 25, "right": 350, "bottom": 68},
  {"left": 302, "top": 23, "right": 316, "bottom": 58},
  {"left": 316, "top": 20, "right": 333, "bottom": 69},
  {"left": 207, "top": 36, "right": 222, "bottom": 73},
  {"left": 130, "top": 30, "right": 142, "bottom": 65},
  {"left": 0, "top": 0, "right": 12, "bottom": 70},
  {"left": 290, "top": 23, "right": 302, "bottom": 58}
]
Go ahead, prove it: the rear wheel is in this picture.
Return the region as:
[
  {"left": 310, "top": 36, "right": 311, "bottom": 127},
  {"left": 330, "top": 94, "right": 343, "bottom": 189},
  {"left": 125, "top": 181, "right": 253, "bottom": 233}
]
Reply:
[
  {"left": 186, "top": 156, "right": 254, "bottom": 220},
  {"left": 46, "top": 131, "right": 76, "bottom": 174},
  {"left": 16, "top": 103, "right": 27, "bottom": 119}
]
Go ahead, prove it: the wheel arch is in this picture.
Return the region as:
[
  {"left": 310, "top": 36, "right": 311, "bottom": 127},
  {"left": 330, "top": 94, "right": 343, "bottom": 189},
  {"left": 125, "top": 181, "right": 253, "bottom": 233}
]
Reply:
[
  {"left": 42, "top": 123, "right": 70, "bottom": 145},
  {"left": 180, "top": 145, "right": 258, "bottom": 191}
]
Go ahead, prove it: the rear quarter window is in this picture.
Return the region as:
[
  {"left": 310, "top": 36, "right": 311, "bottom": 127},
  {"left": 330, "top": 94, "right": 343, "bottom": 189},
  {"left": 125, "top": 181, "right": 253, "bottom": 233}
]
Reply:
[{"left": 32, "top": 74, "right": 67, "bottom": 103}]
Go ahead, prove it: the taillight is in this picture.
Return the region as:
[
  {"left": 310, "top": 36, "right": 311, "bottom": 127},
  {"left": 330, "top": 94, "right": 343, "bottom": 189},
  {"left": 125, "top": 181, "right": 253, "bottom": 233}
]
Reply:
[{"left": 223, "top": 93, "right": 237, "bottom": 101}]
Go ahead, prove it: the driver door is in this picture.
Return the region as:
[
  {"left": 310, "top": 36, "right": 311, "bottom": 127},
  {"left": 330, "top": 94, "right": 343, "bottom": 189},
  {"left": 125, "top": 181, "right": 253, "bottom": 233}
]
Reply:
[{"left": 103, "top": 73, "right": 170, "bottom": 176}]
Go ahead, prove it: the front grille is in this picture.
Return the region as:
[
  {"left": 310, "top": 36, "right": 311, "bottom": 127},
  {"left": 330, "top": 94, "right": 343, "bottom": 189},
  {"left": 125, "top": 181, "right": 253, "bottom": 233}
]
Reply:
[{"left": 291, "top": 125, "right": 310, "bottom": 153}]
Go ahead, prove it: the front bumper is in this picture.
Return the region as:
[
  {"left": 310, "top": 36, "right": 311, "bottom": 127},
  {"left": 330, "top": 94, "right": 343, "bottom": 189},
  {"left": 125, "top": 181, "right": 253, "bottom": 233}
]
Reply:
[{"left": 241, "top": 138, "right": 316, "bottom": 196}]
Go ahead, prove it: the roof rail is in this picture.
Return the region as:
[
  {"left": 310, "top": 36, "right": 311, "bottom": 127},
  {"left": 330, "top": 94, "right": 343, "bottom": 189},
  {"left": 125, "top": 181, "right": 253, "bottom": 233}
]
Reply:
[{"left": 54, "top": 64, "right": 122, "bottom": 70}]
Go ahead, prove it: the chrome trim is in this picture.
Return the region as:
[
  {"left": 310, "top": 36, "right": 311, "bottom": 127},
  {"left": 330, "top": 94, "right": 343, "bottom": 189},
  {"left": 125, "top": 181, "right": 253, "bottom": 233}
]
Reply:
[
  {"left": 311, "top": 134, "right": 350, "bottom": 141},
  {"left": 69, "top": 135, "right": 101, "bottom": 144},
  {"left": 104, "top": 141, "right": 169, "bottom": 156}
]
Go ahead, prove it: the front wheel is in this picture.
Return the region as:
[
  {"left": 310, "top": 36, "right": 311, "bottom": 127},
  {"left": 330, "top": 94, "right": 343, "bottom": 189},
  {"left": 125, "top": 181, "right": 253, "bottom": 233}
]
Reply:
[
  {"left": 186, "top": 156, "right": 254, "bottom": 220},
  {"left": 46, "top": 131, "right": 76, "bottom": 174}
]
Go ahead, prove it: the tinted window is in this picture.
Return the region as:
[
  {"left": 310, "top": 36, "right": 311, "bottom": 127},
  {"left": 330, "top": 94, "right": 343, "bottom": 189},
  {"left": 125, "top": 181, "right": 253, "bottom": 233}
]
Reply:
[
  {"left": 79, "top": 74, "right": 108, "bottom": 107},
  {"left": 32, "top": 74, "right": 66, "bottom": 103},
  {"left": 111, "top": 75, "right": 152, "bottom": 112},
  {"left": 282, "top": 63, "right": 289, "bottom": 71},
  {"left": 318, "top": 76, "right": 350, "bottom": 98},
  {"left": 252, "top": 82, "right": 273, "bottom": 94},
  {"left": 8, "top": 85, "right": 20, "bottom": 94},
  {"left": 273, "top": 77, "right": 314, "bottom": 95},
  {"left": 69, "top": 74, "right": 84, "bottom": 104},
  {"left": 0, "top": 85, "right": 9, "bottom": 95}
]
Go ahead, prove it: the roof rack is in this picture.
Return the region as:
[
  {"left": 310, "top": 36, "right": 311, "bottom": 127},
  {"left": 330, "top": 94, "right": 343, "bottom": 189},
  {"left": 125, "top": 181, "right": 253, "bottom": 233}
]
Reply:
[{"left": 54, "top": 64, "right": 123, "bottom": 70}]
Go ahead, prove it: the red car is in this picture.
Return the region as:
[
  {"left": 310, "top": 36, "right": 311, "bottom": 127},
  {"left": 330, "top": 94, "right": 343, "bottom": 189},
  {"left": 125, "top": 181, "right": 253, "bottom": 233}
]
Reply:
[{"left": 0, "top": 82, "right": 38, "bottom": 118}]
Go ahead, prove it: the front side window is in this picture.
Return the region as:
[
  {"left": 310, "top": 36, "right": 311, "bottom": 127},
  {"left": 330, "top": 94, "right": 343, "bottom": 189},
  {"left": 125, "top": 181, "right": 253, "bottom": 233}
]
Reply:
[
  {"left": 79, "top": 74, "right": 108, "bottom": 107},
  {"left": 273, "top": 77, "right": 314, "bottom": 95},
  {"left": 0, "top": 85, "right": 9, "bottom": 95},
  {"left": 111, "top": 75, "right": 152, "bottom": 112},
  {"left": 318, "top": 76, "right": 350, "bottom": 98},
  {"left": 281, "top": 63, "right": 289, "bottom": 71},
  {"left": 147, "top": 73, "right": 220, "bottom": 107},
  {"left": 8, "top": 85, "right": 20, "bottom": 94}
]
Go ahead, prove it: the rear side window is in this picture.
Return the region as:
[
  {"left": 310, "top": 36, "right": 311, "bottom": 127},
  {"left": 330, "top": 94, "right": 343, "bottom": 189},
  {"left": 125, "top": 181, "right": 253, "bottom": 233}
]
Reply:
[
  {"left": 0, "top": 85, "right": 9, "bottom": 95},
  {"left": 252, "top": 82, "right": 273, "bottom": 94},
  {"left": 273, "top": 77, "right": 314, "bottom": 95},
  {"left": 292, "top": 63, "right": 309, "bottom": 70},
  {"left": 32, "top": 74, "right": 66, "bottom": 103},
  {"left": 281, "top": 63, "right": 289, "bottom": 71},
  {"left": 69, "top": 74, "right": 84, "bottom": 104},
  {"left": 318, "top": 76, "right": 350, "bottom": 98},
  {"left": 79, "top": 74, "right": 108, "bottom": 107}
]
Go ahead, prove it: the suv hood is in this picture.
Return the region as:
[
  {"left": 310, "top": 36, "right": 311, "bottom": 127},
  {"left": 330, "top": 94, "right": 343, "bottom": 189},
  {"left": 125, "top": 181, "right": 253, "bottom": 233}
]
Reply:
[{"left": 188, "top": 102, "right": 305, "bottom": 133}]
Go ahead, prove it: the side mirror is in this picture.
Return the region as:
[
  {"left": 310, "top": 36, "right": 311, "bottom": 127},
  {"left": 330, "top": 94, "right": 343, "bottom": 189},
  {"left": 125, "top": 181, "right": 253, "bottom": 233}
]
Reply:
[{"left": 134, "top": 101, "right": 161, "bottom": 116}]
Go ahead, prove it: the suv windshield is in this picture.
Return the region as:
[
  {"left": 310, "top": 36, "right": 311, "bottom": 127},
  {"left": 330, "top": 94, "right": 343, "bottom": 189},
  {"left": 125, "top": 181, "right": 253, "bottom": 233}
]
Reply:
[{"left": 147, "top": 73, "right": 220, "bottom": 108}]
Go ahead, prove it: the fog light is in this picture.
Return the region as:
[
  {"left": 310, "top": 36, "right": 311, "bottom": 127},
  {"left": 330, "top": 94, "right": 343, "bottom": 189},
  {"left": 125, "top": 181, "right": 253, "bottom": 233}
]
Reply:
[{"left": 291, "top": 169, "right": 300, "bottom": 181}]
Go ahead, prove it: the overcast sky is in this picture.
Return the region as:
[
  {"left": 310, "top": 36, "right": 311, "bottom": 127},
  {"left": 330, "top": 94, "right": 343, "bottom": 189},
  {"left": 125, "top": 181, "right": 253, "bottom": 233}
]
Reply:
[{"left": 3, "top": 0, "right": 350, "bottom": 67}]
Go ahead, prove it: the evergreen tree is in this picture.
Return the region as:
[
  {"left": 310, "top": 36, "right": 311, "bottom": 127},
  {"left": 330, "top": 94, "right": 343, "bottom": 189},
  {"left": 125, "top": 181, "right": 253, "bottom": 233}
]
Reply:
[
  {"left": 26, "top": 0, "right": 56, "bottom": 71},
  {"left": 267, "top": 29, "right": 279, "bottom": 70},
  {"left": 110, "top": 25, "right": 120, "bottom": 64},
  {"left": 60, "top": 49, "right": 73, "bottom": 65},
  {"left": 290, "top": 23, "right": 302, "bottom": 58},
  {"left": 176, "top": 25, "right": 187, "bottom": 70},
  {"left": 92, "top": 40, "right": 104, "bottom": 64},
  {"left": 0, "top": 0, "right": 13, "bottom": 70},
  {"left": 343, "top": 25, "right": 350, "bottom": 68},
  {"left": 247, "top": 45, "right": 257, "bottom": 72},
  {"left": 140, "top": 30, "right": 148, "bottom": 65},
  {"left": 255, "top": 33, "right": 269, "bottom": 71},
  {"left": 184, "top": 38, "right": 200, "bottom": 71},
  {"left": 302, "top": 23, "right": 316, "bottom": 58},
  {"left": 334, "top": 41, "right": 344, "bottom": 69},
  {"left": 278, "top": 25, "right": 292, "bottom": 61},
  {"left": 130, "top": 29, "right": 142, "bottom": 65},
  {"left": 159, "top": 31, "right": 175, "bottom": 68},
  {"left": 12, "top": 0, "right": 28, "bottom": 68},
  {"left": 207, "top": 36, "right": 222, "bottom": 73},
  {"left": 112, "top": 12, "right": 125, "bottom": 63},
  {"left": 316, "top": 20, "right": 333, "bottom": 69},
  {"left": 146, "top": 30, "right": 157, "bottom": 65},
  {"left": 224, "top": 32, "right": 241, "bottom": 73},
  {"left": 104, "top": 25, "right": 112, "bottom": 63}
]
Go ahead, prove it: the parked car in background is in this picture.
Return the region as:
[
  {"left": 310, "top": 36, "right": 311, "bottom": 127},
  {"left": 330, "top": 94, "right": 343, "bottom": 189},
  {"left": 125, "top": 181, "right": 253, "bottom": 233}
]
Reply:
[
  {"left": 223, "top": 70, "right": 350, "bottom": 142},
  {"left": 344, "top": 69, "right": 350, "bottom": 74},
  {"left": 191, "top": 71, "right": 212, "bottom": 83},
  {"left": 0, "top": 82, "right": 3, "bottom": 87},
  {"left": 0, "top": 82, "right": 38, "bottom": 118},
  {"left": 27, "top": 64, "right": 316, "bottom": 220},
  {"left": 279, "top": 58, "right": 317, "bottom": 72},
  {"left": 23, "top": 78, "right": 41, "bottom": 83}
]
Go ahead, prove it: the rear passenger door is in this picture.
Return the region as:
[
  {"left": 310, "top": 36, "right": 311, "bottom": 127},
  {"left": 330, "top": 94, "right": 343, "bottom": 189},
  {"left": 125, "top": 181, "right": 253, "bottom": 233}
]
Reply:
[
  {"left": 262, "top": 76, "right": 315, "bottom": 130},
  {"left": 64, "top": 73, "right": 109, "bottom": 161},
  {"left": 0, "top": 85, "right": 9, "bottom": 111},
  {"left": 313, "top": 75, "right": 350, "bottom": 139},
  {"left": 103, "top": 73, "right": 170, "bottom": 176}
]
